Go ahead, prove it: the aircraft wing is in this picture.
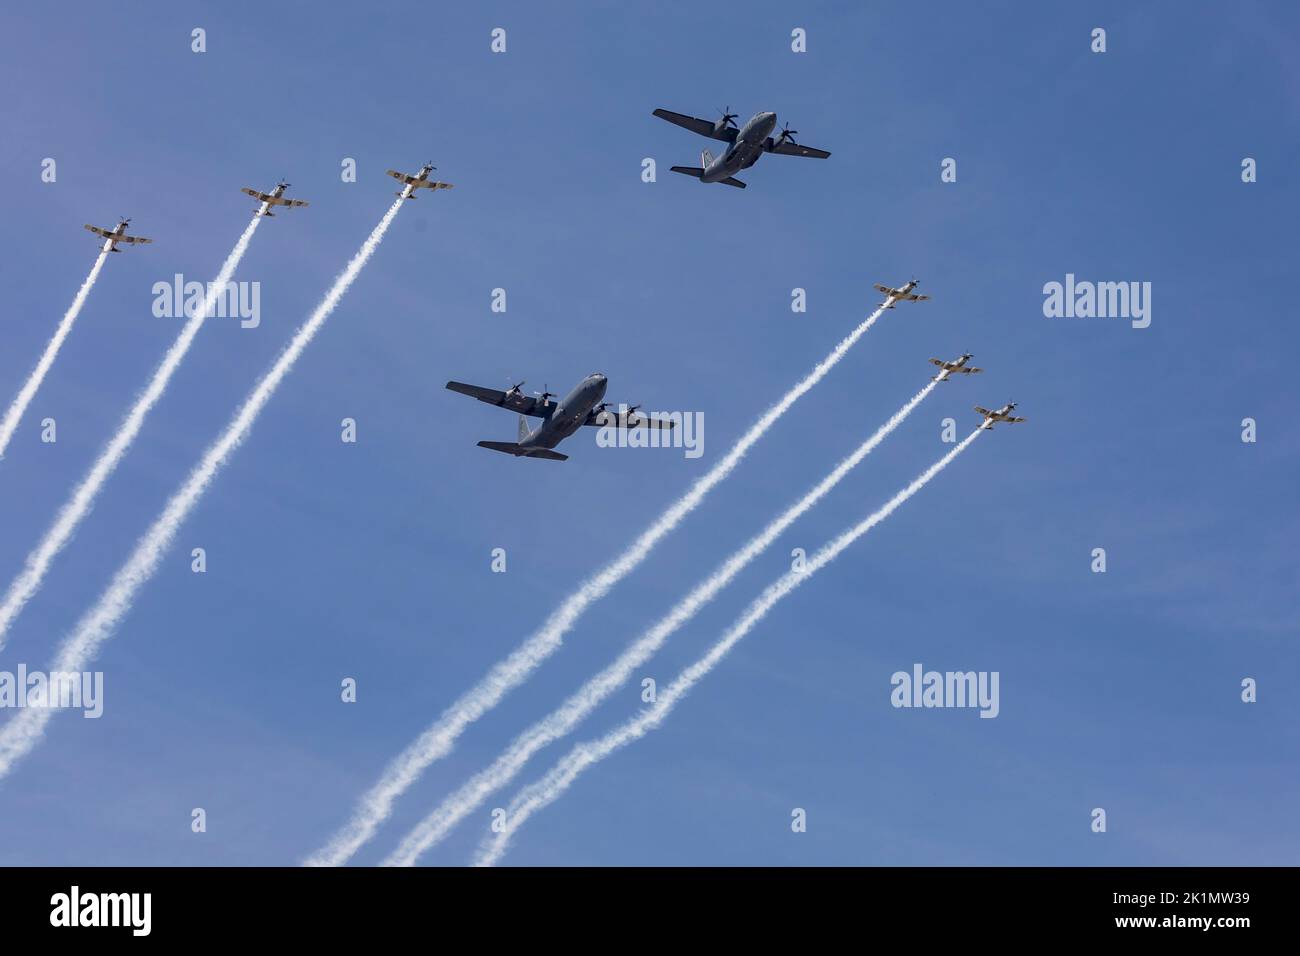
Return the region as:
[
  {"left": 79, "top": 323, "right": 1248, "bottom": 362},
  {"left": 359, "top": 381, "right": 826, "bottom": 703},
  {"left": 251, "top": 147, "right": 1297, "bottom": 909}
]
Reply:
[
  {"left": 953, "top": 366, "right": 982, "bottom": 375},
  {"left": 652, "top": 108, "right": 738, "bottom": 143},
  {"left": 386, "top": 170, "right": 418, "bottom": 185},
  {"left": 1003, "top": 416, "right": 1026, "bottom": 424},
  {"left": 928, "top": 358, "right": 946, "bottom": 368},
  {"left": 242, "top": 188, "right": 273, "bottom": 202},
  {"left": 765, "top": 139, "right": 831, "bottom": 159},
  {"left": 275, "top": 198, "right": 310, "bottom": 207},
  {"left": 446, "top": 381, "right": 548, "bottom": 417},
  {"left": 974, "top": 406, "right": 994, "bottom": 417},
  {"left": 585, "top": 409, "right": 676, "bottom": 429},
  {"left": 413, "top": 181, "right": 453, "bottom": 191},
  {"left": 874, "top": 284, "right": 900, "bottom": 296},
  {"left": 117, "top": 234, "right": 151, "bottom": 244},
  {"left": 900, "top": 293, "right": 929, "bottom": 302},
  {"left": 84, "top": 225, "right": 112, "bottom": 238}
]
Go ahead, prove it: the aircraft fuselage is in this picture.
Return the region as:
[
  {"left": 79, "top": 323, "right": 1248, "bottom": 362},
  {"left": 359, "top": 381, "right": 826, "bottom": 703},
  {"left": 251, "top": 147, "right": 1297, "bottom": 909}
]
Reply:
[
  {"left": 103, "top": 222, "right": 128, "bottom": 253},
  {"left": 519, "top": 373, "right": 608, "bottom": 452},
  {"left": 702, "top": 111, "right": 777, "bottom": 183}
]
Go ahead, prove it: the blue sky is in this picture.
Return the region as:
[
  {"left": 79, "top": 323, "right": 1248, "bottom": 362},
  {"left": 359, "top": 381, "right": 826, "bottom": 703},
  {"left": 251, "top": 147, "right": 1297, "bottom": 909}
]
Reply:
[{"left": 0, "top": 0, "right": 1296, "bottom": 865}]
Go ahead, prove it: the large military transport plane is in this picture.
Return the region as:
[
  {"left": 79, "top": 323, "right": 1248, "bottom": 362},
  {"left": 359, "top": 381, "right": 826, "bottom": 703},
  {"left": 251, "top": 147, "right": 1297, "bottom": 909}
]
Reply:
[
  {"left": 446, "top": 373, "right": 674, "bottom": 461},
  {"left": 929, "top": 353, "right": 983, "bottom": 382},
  {"left": 653, "top": 107, "right": 830, "bottom": 189},
  {"left": 241, "top": 182, "right": 310, "bottom": 217},
  {"left": 974, "top": 402, "right": 1026, "bottom": 430},
  {"left": 84, "top": 219, "right": 152, "bottom": 253},
  {"left": 387, "top": 162, "right": 454, "bottom": 199}
]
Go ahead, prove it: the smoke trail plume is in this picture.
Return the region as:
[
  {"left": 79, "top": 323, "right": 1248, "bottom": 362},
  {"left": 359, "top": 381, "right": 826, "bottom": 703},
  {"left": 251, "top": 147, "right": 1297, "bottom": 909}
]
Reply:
[
  {"left": 306, "top": 299, "right": 894, "bottom": 867},
  {"left": 381, "top": 382, "right": 937, "bottom": 866},
  {"left": 0, "top": 200, "right": 403, "bottom": 779},
  {"left": 475, "top": 429, "right": 983, "bottom": 866},
  {"left": 0, "top": 215, "right": 262, "bottom": 651},
  {"left": 0, "top": 252, "right": 108, "bottom": 461}
]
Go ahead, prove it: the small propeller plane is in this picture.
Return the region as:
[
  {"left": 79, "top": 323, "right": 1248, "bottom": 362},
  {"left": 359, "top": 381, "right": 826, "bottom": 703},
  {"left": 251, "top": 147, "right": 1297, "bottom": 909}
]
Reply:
[
  {"left": 929, "top": 353, "right": 983, "bottom": 382},
  {"left": 974, "top": 402, "right": 1026, "bottom": 430},
  {"left": 387, "top": 162, "right": 454, "bottom": 199},
  {"left": 83, "top": 219, "right": 152, "bottom": 253},
  {"left": 446, "top": 373, "right": 675, "bottom": 461},
  {"left": 874, "top": 278, "right": 929, "bottom": 308},
  {"left": 653, "top": 107, "right": 830, "bottom": 189},
  {"left": 241, "top": 181, "right": 310, "bottom": 217}
]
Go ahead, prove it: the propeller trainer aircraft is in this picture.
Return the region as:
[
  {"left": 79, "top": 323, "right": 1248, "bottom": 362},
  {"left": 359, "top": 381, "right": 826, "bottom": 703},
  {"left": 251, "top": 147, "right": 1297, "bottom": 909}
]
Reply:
[
  {"left": 446, "top": 373, "right": 675, "bottom": 462},
  {"left": 653, "top": 107, "right": 829, "bottom": 189},
  {"left": 929, "top": 353, "right": 983, "bottom": 382},
  {"left": 241, "top": 182, "right": 310, "bottom": 217},
  {"left": 84, "top": 219, "right": 152, "bottom": 253},
  {"left": 387, "top": 162, "right": 454, "bottom": 199},
  {"left": 975, "top": 402, "right": 1026, "bottom": 430},
  {"left": 874, "top": 278, "right": 930, "bottom": 308}
]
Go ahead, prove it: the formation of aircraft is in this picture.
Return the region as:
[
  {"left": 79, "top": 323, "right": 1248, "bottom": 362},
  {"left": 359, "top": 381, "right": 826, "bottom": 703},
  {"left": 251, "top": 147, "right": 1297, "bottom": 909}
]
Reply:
[
  {"left": 445, "top": 374, "right": 674, "bottom": 462},
  {"left": 387, "top": 162, "right": 454, "bottom": 200},
  {"left": 653, "top": 107, "right": 830, "bottom": 189},
  {"left": 83, "top": 219, "right": 152, "bottom": 253},
  {"left": 241, "top": 181, "right": 310, "bottom": 217},
  {"left": 929, "top": 353, "right": 982, "bottom": 382},
  {"left": 78, "top": 162, "right": 1025, "bottom": 468},
  {"left": 974, "top": 402, "right": 1026, "bottom": 429},
  {"left": 875, "top": 278, "right": 929, "bottom": 308}
]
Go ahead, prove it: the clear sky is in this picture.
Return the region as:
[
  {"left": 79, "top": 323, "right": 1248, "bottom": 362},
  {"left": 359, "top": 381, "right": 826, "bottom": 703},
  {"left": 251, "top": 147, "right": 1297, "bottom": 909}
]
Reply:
[{"left": 0, "top": 1, "right": 1295, "bottom": 865}]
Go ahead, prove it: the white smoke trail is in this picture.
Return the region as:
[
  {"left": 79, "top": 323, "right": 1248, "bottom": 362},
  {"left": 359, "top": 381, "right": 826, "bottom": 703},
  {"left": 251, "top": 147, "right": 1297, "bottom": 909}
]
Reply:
[
  {"left": 475, "top": 428, "right": 983, "bottom": 866},
  {"left": 0, "top": 251, "right": 108, "bottom": 462},
  {"left": 0, "top": 200, "right": 404, "bottom": 779},
  {"left": 0, "top": 215, "right": 262, "bottom": 652},
  {"left": 381, "top": 381, "right": 938, "bottom": 866},
  {"left": 306, "top": 299, "right": 894, "bottom": 867}
]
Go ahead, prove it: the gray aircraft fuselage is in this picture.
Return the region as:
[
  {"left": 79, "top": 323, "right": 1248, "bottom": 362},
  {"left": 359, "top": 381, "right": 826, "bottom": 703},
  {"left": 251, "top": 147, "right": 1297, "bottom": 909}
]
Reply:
[
  {"left": 702, "top": 111, "right": 777, "bottom": 183},
  {"left": 521, "top": 373, "right": 608, "bottom": 452}
]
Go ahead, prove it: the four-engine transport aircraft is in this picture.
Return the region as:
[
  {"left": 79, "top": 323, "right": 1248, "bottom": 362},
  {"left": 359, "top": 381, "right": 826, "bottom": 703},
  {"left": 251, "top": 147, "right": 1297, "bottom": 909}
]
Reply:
[
  {"left": 974, "top": 402, "right": 1026, "bottom": 429},
  {"left": 387, "top": 162, "right": 454, "bottom": 199},
  {"left": 929, "top": 353, "right": 983, "bottom": 382},
  {"left": 241, "top": 181, "right": 310, "bottom": 217},
  {"left": 83, "top": 219, "right": 152, "bottom": 253},
  {"left": 653, "top": 107, "right": 830, "bottom": 189},
  {"left": 446, "top": 374, "right": 675, "bottom": 462},
  {"left": 874, "top": 278, "right": 930, "bottom": 308}
]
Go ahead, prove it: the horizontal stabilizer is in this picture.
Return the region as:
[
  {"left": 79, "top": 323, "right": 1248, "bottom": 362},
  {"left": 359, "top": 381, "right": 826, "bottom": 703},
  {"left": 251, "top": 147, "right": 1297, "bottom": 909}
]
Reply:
[
  {"left": 477, "top": 441, "right": 568, "bottom": 462},
  {"left": 720, "top": 176, "right": 747, "bottom": 189},
  {"left": 669, "top": 166, "right": 705, "bottom": 179}
]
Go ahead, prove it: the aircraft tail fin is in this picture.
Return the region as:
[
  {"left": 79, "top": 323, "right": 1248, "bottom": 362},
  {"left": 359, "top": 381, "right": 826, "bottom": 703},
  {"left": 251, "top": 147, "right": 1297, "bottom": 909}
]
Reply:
[
  {"left": 518, "top": 414, "right": 530, "bottom": 442},
  {"left": 669, "top": 166, "right": 704, "bottom": 179},
  {"left": 701, "top": 148, "right": 714, "bottom": 169},
  {"left": 477, "top": 441, "right": 567, "bottom": 462}
]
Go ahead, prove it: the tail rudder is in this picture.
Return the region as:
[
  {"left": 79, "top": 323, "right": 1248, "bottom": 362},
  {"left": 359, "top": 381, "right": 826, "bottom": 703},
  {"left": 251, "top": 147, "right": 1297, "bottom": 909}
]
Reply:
[
  {"left": 701, "top": 148, "right": 714, "bottom": 169},
  {"left": 518, "top": 414, "right": 530, "bottom": 442}
]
